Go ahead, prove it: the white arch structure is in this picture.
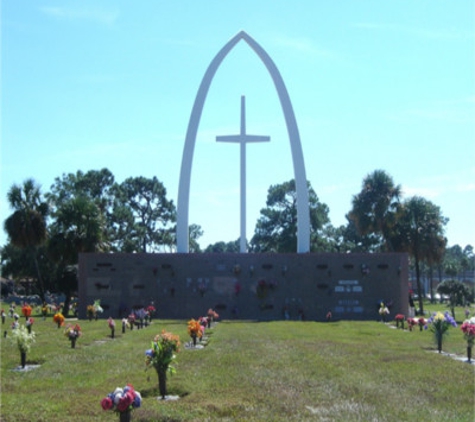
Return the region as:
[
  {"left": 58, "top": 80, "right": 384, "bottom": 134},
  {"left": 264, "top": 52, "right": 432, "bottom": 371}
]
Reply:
[{"left": 177, "top": 31, "right": 310, "bottom": 253}]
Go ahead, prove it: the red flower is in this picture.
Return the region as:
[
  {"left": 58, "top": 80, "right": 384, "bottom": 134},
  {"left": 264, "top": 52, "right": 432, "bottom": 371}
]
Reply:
[
  {"left": 117, "top": 392, "right": 134, "bottom": 412},
  {"left": 101, "top": 397, "right": 113, "bottom": 410}
]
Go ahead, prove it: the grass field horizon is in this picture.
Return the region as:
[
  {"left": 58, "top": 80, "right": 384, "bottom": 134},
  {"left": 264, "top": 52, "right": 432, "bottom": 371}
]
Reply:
[{"left": 1, "top": 303, "right": 474, "bottom": 421}]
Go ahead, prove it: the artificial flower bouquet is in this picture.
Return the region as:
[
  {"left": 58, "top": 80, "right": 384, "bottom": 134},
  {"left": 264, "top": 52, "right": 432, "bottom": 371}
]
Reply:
[
  {"left": 108, "top": 317, "right": 116, "bottom": 338},
  {"left": 425, "top": 311, "right": 457, "bottom": 353},
  {"left": 53, "top": 312, "right": 65, "bottom": 328},
  {"left": 146, "top": 305, "right": 156, "bottom": 319},
  {"left": 417, "top": 317, "right": 427, "bottom": 331},
  {"left": 145, "top": 330, "right": 181, "bottom": 373},
  {"left": 21, "top": 304, "right": 32, "bottom": 319},
  {"left": 41, "top": 303, "right": 49, "bottom": 319},
  {"left": 64, "top": 323, "right": 82, "bottom": 348},
  {"left": 461, "top": 317, "right": 475, "bottom": 347},
  {"left": 10, "top": 324, "right": 36, "bottom": 354},
  {"left": 378, "top": 303, "right": 390, "bottom": 321},
  {"left": 101, "top": 384, "right": 142, "bottom": 413},
  {"left": 87, "top": 305, "right": 96, "bottom": 320},
  {"left": 187, "top": 319, "right": 203, "bottom": 345},
  {"left": 394, "top": 314, "right": 405, "bottom": 329},
  {"left": 25, "top": 317, "right": 34, "bottom": 333},
  {"left": 407, "top": 317, "right": 417, "bottom": 331},
  {"left": 10, "top": 324, "right": 36, "bottom": 368},
  {"left": 461, "top": 317, "right": 475, "bottom": 362},
  {"left": 145, "top": 330, "right": 181, "bottom": 399}
]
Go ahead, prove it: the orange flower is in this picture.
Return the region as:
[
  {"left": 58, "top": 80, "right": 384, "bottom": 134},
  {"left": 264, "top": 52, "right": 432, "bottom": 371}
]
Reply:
[{"left": 22, "top": 304, "right": 32, "bottom": 318}]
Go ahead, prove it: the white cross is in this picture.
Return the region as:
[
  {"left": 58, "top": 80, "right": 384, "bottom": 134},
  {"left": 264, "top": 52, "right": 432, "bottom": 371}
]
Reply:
[{"left": 216, "top": 96, "right": 270, "bottom": 253}]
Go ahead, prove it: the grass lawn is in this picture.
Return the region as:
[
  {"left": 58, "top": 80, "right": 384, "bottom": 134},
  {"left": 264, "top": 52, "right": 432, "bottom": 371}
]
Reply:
[{"left": 1, "top": 304, "right": 474, "bottom": 421}]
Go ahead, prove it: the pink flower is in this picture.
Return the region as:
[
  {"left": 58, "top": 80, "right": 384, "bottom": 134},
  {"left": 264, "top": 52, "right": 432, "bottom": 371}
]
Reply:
[{"left": 101, "top": 397, "right": 114, "bottom": 410}]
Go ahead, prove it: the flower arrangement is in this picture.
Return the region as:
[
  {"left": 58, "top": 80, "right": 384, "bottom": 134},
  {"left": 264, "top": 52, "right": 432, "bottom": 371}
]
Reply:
[
  {"left": 394, "top": 314, "right": 405, "bottom": 329},
  {"left": 460, "top": 317, "right": 475, "bottom": 362},
  {"left": 11, "top": 314, "right": 19, "bottom": 329},
  {"left": 145, "top": 330, "right": 181, "bottom": 399},
  {"left": 41, "top": 303, "right": 48, "bottom": 319},
  {"left": 378, "top": 303, "right": 390, "bottom": 322},
  {"left": 206, "top": 309, "right": 219, "bottom": 328},
  {"left": 10, "top": 324, "right": 36, "bottom": 354},
  {"left": 425, "top": 311, "right": 457, "bottom": 353},
  {"left": 64, "top": 323, "right": 82, "bottom": 348},
  {"left": 187, "top": 319, "right": 203, "bottom": 346},
  {"left": 146, "top": 305, "right": 156, "bottom": 320},
  {"left": 53, "top": 312, "right": 65, "bottom": 328},
  {"left": 407, "top": 317, "right": 417, "bottom": 331},
  {"left": 127, "top": 313, "right": 136, "bottom": 330},
  {"left": 121, "top": 317, "right": 128, "bottom": 333},
  {"left": 417, "top": 317, "right": 427, "bottom": 331},
  {"left": 108, "top": 317, "right": 116, "bottom": 338},
  {"left": 87, "top": 305, "right": 96, "bottom": 321},
  {"left": 101, "top": 384, "right": 142, "bottom": 414},
  {"left": 10, "top": 324, "right": 35, "bottom": 368},
  {"left": 26, "top": 317, "right": 34, "bottom": 333},
  {"left": 135, "top": 308, "right": 147, "bottom": 328},
  {"left": 21, "top": 304, "right": 32, "bottom": 319}
]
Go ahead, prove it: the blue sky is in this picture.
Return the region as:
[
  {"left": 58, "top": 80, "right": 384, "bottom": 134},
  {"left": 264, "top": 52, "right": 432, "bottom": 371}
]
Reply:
[{"left": 1, "top": 1, "right": 474, "bottom": 250}]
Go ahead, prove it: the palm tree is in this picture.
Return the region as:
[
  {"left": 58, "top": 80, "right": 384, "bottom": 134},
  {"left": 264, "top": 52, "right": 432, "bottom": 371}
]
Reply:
[
  {"left": 392, "top": 196, "right": 448, "bottom": 315},
  {"left": 348, "top": 170, "right": 401, "bottom": 251},
  {"left": 3, "top": 179, "right": 49, "bottom": 299}
]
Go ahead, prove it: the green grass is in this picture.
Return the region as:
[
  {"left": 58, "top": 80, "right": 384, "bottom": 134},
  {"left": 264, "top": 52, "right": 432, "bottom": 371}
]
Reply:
[{"left": 1, "top": 304, "right": 474, "bottom": 422}]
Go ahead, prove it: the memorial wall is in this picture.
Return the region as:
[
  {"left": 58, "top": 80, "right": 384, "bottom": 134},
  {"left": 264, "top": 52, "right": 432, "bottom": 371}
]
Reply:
[{"left": 78, "top": 252, "right": 408, "bottom": 321}]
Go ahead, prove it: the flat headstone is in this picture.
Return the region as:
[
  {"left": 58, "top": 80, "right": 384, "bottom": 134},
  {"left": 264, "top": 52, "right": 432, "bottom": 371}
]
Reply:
[{"left": 12, "top": 364, "right": 41, "bottom": 372}]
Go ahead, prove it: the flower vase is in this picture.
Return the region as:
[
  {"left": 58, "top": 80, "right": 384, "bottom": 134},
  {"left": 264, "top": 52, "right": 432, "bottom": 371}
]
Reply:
[
  {"left": 158, "top": 370, "right": 167, "bottom": 399},
  {"left": 122, "top": 323, "right": 126, "bottom": 334},
  {"left": 119, "top": 410, "right": 131, "bottom": 422},
  {"left": 192, "top": 334, "right": 197, "bottom": 346},
  {"left": 57, "top": 322, "right": 61, "bottom": 329},
  {"left": 27, "top": 325, "right": 31, "bottom": 334},
  {"left": 20, "top": 352, "right": 26, "bottom": 368},
  {"left": 71, "top": 338, "right": 76, "bottom": 349},
  {"left": 468, "top": 347, "right": 472, "bottom": 363},
  {"left": 111, "top": 327, "right": 115, "bottom": 338},
  {"left": 437, "top": 336, "right": 442, "bottom": 353},
  {"left": 2, "top": 315, "right": 5, "bottom": 324}
]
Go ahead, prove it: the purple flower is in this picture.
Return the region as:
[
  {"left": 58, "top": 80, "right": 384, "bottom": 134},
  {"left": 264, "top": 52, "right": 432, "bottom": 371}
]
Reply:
[{"left": 444, "top": 311, "right": 457, "bottom": 327}]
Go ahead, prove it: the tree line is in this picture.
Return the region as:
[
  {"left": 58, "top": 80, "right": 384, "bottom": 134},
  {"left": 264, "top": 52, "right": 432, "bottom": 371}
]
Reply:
[{"left": 1, "top": 168, "right": 473, "bottom": 315}]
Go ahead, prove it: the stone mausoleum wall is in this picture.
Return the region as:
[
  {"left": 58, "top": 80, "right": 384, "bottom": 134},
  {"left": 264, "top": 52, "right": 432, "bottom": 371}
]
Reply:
[{"left": 78, "top": 252, "right": 408, "bottom": 321}]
